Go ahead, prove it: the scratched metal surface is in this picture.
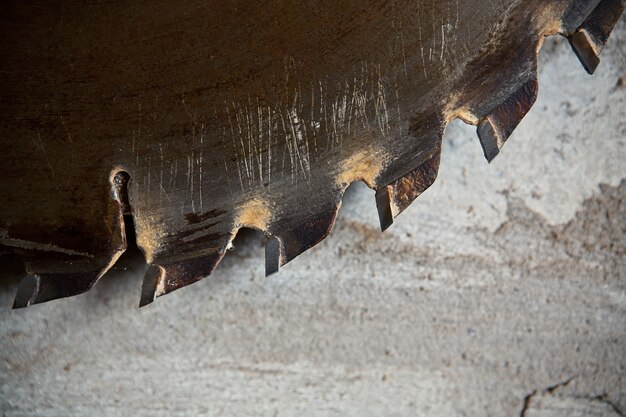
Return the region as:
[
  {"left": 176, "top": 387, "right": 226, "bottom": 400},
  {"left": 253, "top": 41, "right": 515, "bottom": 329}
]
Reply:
[{"left": 0, "top": 0, "right": 618, "bottom": 306}]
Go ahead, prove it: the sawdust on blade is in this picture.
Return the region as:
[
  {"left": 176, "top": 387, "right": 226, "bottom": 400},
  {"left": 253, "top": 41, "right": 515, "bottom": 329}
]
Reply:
[
  {"left": 337, "top": 149, "right": 388, "bottom": 189},
  {"left": 236, "top": 198, "right": 272, "bottom": 231},
  {"left": 134, "top": 216, "right": 165, "bottom": 264}
]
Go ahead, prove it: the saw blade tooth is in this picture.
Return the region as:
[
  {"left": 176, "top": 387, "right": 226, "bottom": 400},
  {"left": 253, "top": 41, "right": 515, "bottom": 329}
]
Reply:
[
  {"left": 265, "top": 209, "right": 338, "bottom": 276},
  {"left": 569, "top": 31, "right": 601, "bottom": 75},
  {"left": 265, "top": 236, "right": 282, "bottom": 277},
  {"left": 568, "top": 0, "right": 624, "bottom": 75},
  {"left": 139, "top": 265, "right": 164, "bottom": 307},
  {"left": 375, "top": 187, "right": 394, "bottom": 232},
  {"left": 476, "top": 78, "right": 538, "bottom": 163},
  {"left": 139, "top": 251, "right": 225, "bottom": 307},
  {"left": 375, "top": 149, "right": 440, "bottom": 232},
  {"left": 12, "top": 271, "right": 100, "bottom": 309}
]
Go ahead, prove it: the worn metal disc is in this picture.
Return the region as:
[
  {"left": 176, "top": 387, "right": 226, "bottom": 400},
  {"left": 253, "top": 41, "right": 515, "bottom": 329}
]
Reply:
[{"left": 0, "top": 0, "right": 623, "bottom": 307}]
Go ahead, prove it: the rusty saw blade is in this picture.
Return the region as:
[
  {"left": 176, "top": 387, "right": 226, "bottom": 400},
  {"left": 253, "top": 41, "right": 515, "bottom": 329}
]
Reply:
[{"left": 1, "top": 0, "right": 623, "bottom": 308}]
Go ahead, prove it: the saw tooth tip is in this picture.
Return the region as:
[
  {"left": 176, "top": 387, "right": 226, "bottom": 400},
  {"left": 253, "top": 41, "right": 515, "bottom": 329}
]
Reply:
[
  {"left": 375, "top": 149, "right": 441, "bottom": 230},
  {"left": 568, "top": 0, "right": 624, "bottom": 75},
  {"left": 13, "top": 272, "right": 101, "bottom": 307},
  {"left": 265, "top": 236, "right": 281, "bottom": 277},
  {"left": 476, "top": 120, "right": 501, "bottom": 163},
  {"left": 568, "top": 31, "right": 601, "bottom": 75},
  {"left": 139, "top": 265, "right": 162, "bottom": 307},
  {"left": 12, "top": 274, "right": 38, "bottom": 309},
  {"left": 138, "top": 251, "right": 225, "bottom": 306},
  {"left": 266, "top": 209, "right": 338, "bottom": 275},
  {"left": 475, "top": 78, "right": 538, "bottom": 162},
  {"left": 375, "top": 187, "right": 394, "bottom": 232}
]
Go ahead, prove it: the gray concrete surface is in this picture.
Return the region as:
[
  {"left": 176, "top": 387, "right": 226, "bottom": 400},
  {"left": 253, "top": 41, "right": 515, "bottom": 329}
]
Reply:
[{"left": 1, "top": 24, "right": 625, "bottom": 417}]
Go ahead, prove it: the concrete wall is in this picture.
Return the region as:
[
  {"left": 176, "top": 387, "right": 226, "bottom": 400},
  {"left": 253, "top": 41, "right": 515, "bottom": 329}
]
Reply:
[{"left": 1, "top": 24, "right": 624, "bottom": 417}]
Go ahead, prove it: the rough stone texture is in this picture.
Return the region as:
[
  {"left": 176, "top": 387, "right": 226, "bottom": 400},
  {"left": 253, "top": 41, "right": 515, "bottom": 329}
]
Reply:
[{"left": 1, "top": 24, "right": 625, "bottom": 417}]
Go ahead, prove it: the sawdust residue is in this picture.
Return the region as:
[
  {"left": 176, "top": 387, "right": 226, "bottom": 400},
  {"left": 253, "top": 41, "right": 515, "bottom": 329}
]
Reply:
[
  {"left": 442, "top": 92, "right": 479, "bottom": 125},
  {"left": 337, "top": 150, "right": 388, "bottom": 189},
  {"left": 532, "top": 2, "right": 564, "bottom": 38},
  {"left": 134, "top": 215, "right": 165, "bottom": 264},
  {"left": 236, "top": 198, "right": 272, "bottom": 231}
]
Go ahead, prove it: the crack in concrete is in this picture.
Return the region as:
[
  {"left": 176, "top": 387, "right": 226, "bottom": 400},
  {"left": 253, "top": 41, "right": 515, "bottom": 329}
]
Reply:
[
  {"left": 519, "top": 377, "right": 575, "bottom": 417},
  {"left": 578, "top": 393, "right": 626, "bottom": 417},
  {"left": 519, "top": 377, "right": 625, "bottom": 417}
]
